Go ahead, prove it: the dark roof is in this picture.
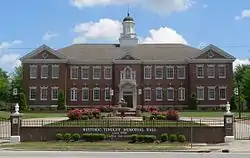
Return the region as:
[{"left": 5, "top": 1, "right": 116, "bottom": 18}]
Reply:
[{"left": 123, "top": 13, "right": 134, "bottom": 22}]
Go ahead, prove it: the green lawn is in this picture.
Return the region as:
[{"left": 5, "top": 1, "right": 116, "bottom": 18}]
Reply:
[
  {"left": 0, "top": 141, "right": 188, "bottom": 151},
  {"left": 0, "top": 111, "right": 66, "bottom": 119},
  {"left": 179, "top": 111, "right": 250, "bottom": 118}
]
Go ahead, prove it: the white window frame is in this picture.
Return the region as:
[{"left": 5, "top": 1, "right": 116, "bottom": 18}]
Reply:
[
  {"left": 166, "top": 66, "right": 174, "bottom": 79},
  {"left": 41, "top": 65, "right": 49, "bottom": 79},
  {"left": 177, "top": 66, "right": 185, "bottom": 79},
  {"left": 70, "top": 66, "right": 78, "bottom": 80},
  {"left": 196, "top": 86, "right": 205, "bottom": 100},
  {"left": 40, "top": 86, "right": 48, "bottom": 101},
  {"left": 82, "top": 87, "right": 89, "bottom": 101},
  {"left": 52, "top": 65, "right": 59, "bottom": 79},
  {"left": 219, "top": 86, "right": 227, "bottom": 100},
  {"left": 207, "top": 64, "right": 215, "bottom": 78},
  {"left": 93, "top": 66, "right": 101, "bottom": 80},
  {"left": 93, "top": 87, "right": 101, "bottom": 101},
  {"left": 104, "top": 66, "right": 112, "bottom": 80},
  {"left": 104, "top": 87, "right": 111, "bottom": 101},
  {"left": 81, "top": 66, "right": 89, "bottom": 80},
  {"left": 208, "top": 86, "right": 216, "bottom": 100},
  {"left": 144, "top": 87, "right": 151, "bottom": 101},
  {"left": 29, "top": 86, "right": 37, "bottom": 101},
  {"left": 144, "top": 66, "right": 152, "bottom": 79},
  {"left": 218, "top": 64, "right": 226, "bottom": 78},
  {"left": 156, "top": 87, "right": 163, "bottom": 101},
  {"left": 167, "top": 87, "right": 174, "bottom": 101},
  {"left": 196, "top": 64, "right": 204, "bottom": 79},
  {"left": 155, "top": 66, "right": 163, "bottom": 79},
  {"left": 178, "top": 87, "right": 185, "bottom": 101},
  {"left": 29, "top": 65, "right": 37, "bottom": 79},
  {"left": 51, "top": 87, "right": 59, "bottom": 101},
  {"left": 70, "top": 88, "right": 78, "bottom": 101}
]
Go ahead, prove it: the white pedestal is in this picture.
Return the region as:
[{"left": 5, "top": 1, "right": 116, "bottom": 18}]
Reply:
[
  {"left": 10, "top": 136, "right": 20, "bottom": 143},
  {"left": 224, "top": 136, "right": 234, "bottom": 143}
]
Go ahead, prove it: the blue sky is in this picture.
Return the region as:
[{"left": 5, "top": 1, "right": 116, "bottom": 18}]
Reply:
[{"left": 0, "top": 0, "right": 250, "bottom": 72}]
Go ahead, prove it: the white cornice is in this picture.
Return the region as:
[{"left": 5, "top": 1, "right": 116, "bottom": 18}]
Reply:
[
  {"left": 22, "top": 59, "right": 68, "bottom": 63},
  {"left": 188, "top": 59, "right": 235, "bottom": 63}
]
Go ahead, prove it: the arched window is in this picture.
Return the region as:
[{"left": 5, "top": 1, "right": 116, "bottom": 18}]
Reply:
[{"left": 125, "top": 68, "right": 131, "bottom": 79}]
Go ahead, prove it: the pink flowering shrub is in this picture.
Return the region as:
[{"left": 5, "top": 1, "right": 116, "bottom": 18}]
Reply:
[{"left": 67, "top": 109, "right": 83, "bottom": 120}]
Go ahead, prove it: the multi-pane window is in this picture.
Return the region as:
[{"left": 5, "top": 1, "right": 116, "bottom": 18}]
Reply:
[
  {"left": 51, "top": 87, "right": 59, "bottom": 100},
  {"left": 196, "top": 65, "right": 204, "bottom": 78},
  {"left": 144, "top": 87, "right": 151, "bottom": 101},
  {"left": 70, "top": 88, "right": 78, "bottom": 101},
  {"left": 29, "top": 65, "right": 37, "bottom": 79},
  {"left": 218, "top": 65, "right": 226, "bottom": 78},
  {"left": 144, "top": 66, "right": 152, "bottom": 79},
  {"left": 52, "top": 65, "right": 59, "bottom": 79},
  {"left": 167, "top": 87, "right": 174, "bottom": 101},
  {"left": 177, "top": 66, "right": 185, "bottom": 79},
  {"left": 93, "top": 87, "right": 100, "bottom": 101},
  {"left": 104, "top": 66, "right": 112, "bottom": 79},
  {"left": 81, "top": 66, "right": 89, "bottom": 80},
  {"left": 41, "top": 65, "right": 49, "bottom": 79},
  {"left": 178, "top": 88, "right": 185, "bottom": 101},
  {"left": 93, "top": 66, "right": 101, "bottom": 79},
  {"left": 156, "top": 87, "right": 163, "bottom": 101},
  {"left": 207, "top": 65, "right": 215, "bottom": 78},
  {"left": 155, "top": 66, "right": 163, "bottom": 79},
  {"left": 29, "top": 86, "right": 37, "bottom": 100},
  {"left": 104, "top": 88, "right": 111, "bottom": 101},
  {"left": 196, "top": 86, "right": 204, "bottom": 100},
  {"left": 70, "top": 66, "right": 78, "bottom": 80},
  {"left": 208, "top": 86, "right": 216, "bottom": 100},
  {"left": 40, "top": 86, "right": 48, "bottom": 100},
  {"left": 82, "top": 88, "right": 89, "bottom": 101},
  {"left": 166, "top": 66, "right": 174, "bottom": 79},
  {"left": 219, "top": 86, "right": 227, "bottom": 100}
]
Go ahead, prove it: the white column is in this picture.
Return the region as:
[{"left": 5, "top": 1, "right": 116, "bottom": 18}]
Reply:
[{"left": 133, "top": 87, "right": 137, "bottom": 109}]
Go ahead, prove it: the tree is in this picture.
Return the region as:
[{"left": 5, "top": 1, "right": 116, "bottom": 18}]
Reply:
[
  {"left": 0, "top": 68, "right": 10, "bottom": 103},
  {"left": 230, "top": 94, "right": 237, "bottom": 110},
  {"left": 58, "top": 91, "right": 66, "bottom": 110},
  {"left": 19, "top": 92, "right": 28, "bottom": 110},
  {"left": 242, "top": 68, "right": 250, "bottom": 109},
  {"left": 188, "top": 94, "right": 198, "bottom": 110}
]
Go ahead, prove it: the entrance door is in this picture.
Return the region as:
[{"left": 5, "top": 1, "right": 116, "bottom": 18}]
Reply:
[{"left": 123, "top": 95, "right": 133, "bottom": 108}]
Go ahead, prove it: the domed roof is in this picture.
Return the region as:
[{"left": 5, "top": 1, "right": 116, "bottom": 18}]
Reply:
[{"left": 123, "top": 13, "right": 134, "bottom": 22}]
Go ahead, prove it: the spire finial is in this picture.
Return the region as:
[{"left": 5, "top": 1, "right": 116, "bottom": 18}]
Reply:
[{"left": 127, "top": 4, "right": 130, "bottom": 16}]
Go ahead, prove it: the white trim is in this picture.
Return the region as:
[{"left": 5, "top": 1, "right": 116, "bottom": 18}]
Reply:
[
  {"left": 144, "top": 66, "right": 152, "bottom": 79},
  {"left": 22, "top": 59, "right": 68, "bottom": 63},
  {"left": 40, "top": 86, "right": 48, "bottom": 101},
  {"left": 219, "top": 86, "right": 227, "bottom": 100},
  {"left": 93, "top": 66, "right": 101, "bottom": 80},
  {"left": 188, "top": 59, "right": 235, "bottom": 63},
  {"left": 51, "top": 87, "right": 59, "bottom": 101},
  {"left": 29, "top": 65, "right": 37, "bottom": 79},
  {"left": 104, "top": 66, "right": 112, "bottom": 80},
  {"left": 81, "top": 87, "right": 89, "bottom": 101},
  {"left": 41, "top": 65, "right": 49, "bottom": 79},
  {"left": 29, "top": 86, "right": 37, "bottom": 101},
  {"left": 166, "top": 66, "right": 174, "bottom": 79},
  {"left": 196, "top": 64, "right": 204, "bottom": 79},
  {"left": 167, "top": 87, "right": 174, "bottom": 101},
  {"left": 113, "top": 60, "right": 141, "bottom": 64},
  {"left": 207, "top": 64, "right": 215, "bottom": 78},
  {"left": 81, "top": 66, "right": 89, "bottom": 80},
  {"left": 196, "top": 86, "right": 205, "bottom": 100},
  {"left": 155, "top": 66, "right": 163, "bottom": 80},
  {"left": 201, "top": 44, "right": 236, "bottom": 60},
  {"left": 178, "top": 87, "right": 185, "bottom": 101},
  {"left": 177, "top": 66, "right": 186, "bottom": 79},
  {"left": 70, "top": 66, "right": 79, "bottom": 80},
  {"left": 93, "top": 87, "right": 101, "bottom": 101},
  {"left": 70, "top": 87, "right": 78, "bottom": 101},
  {"left": 207, "top": 86, "right": 216, "bottom": 100},
  {"left": 104, "top": 87, "right": 111, "bottom": 101},
  {"left": 155, "top": 87, "right": 163, "bottom": 101},
  {"left": 51, "top": 65, "right": 60, "bottom": 79},
  {"left": 218, "top": 64, "right": 226, "bottom": 79},
  {"left": 144, "top": 87, "right": 151, "bottom": 101}
]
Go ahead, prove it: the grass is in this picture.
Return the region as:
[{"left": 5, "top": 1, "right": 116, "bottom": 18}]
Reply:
[
  {"left": 0, "top": 111, "right": 66, "bottom": 119},
  {"left": 0, "top": 141, "right": 188, "bottom": 151}
]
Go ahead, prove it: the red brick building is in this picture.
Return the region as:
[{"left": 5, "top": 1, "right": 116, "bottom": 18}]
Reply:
[{"left": 20, "top": 14, "right": 235, "bottom": 109}]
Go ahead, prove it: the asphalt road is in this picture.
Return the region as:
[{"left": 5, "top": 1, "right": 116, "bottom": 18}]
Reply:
[{"left": 0, "top": 151, "right": 250, "bottom": 158}]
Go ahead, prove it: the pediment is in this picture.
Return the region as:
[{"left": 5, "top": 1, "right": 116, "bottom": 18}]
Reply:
[{"left": 116, "top": 54, "right": 139, "bottom": 60}]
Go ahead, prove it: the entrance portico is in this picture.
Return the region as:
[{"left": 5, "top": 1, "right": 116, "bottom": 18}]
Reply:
[{"left": 119, "top": 81, "right": 137, "bottom": 109}]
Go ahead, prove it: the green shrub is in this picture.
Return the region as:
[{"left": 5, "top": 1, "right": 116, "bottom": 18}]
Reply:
[
  {"left": 177, "top": 135, "right": 186, "bottom": 142},
  {"left": 168, "top": 134, "right": 177, "bottom": 142},
  {"left": 160, "top": 134, "right": 168, "bottom": 142},
  {"left": 63, "top": 133, "right": 71, "bottom": 141},
  {"left": 137, "top": 135, "right": 144, "bottom": 142},
  {"left": 72, "top": 133, "right": 81, "bottom": 141},
  {"left": 156, "top": 115, "right": 166, "bottom": 120},
  {"left": 81, "top": 134, "right": 106, "bottom": 142},
  {"left": 58, "top": 91, "right": 66, "bottom": 110},
  {"left": 82, "top": 115, "right": 89, "bottom": 120},
  {"left": 55, "top": 133, "right": 63, "bottom": 141},
  {"left": 143, "top": 135, "right": 156, "bottom": 143},
  {"left": 131, "top": 134, "right": 137, "bottom": 143}
]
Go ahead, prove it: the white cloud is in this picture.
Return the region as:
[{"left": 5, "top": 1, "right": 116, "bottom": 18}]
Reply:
[
  {"left": 235, "top": 9, "right": 250, "bottom": 20},
  {"left": 203, "top": 4, "right": 207, "bottom": 8},
  {"left": 70, "top": 0, "right": 194, "bottom": 15},
  {"left": 43, "top": 31, "right": 58, "bottom": 41},
  {"left": 73, "top": 18, "right": 187, "bottom": 44},
  {"left": 0, "top": 40, "right": 22, "bottom": 51},
  {"left": 233, "top": 58, "right": 250, "bottom": 71}
]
